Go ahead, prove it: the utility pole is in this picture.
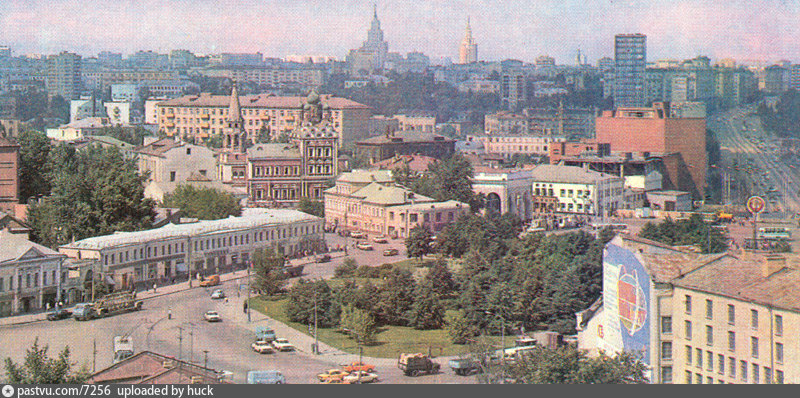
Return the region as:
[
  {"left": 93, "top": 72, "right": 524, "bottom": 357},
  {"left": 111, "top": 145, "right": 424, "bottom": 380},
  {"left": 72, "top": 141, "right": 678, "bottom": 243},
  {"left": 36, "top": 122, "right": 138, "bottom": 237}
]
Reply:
[
  {"left": 314, "top": 290, "right": 319, "bottom": 354},
  {"left": 189, "top": 327, "right": 194, "bottom": 364},
  {"left": 177, "top": 326, "right": 184, "bottom": 361},
  {"left": 247, "top": 262, "right": 251, "bottom": 323},
  {"left": 203, "top": 350, "right": 209, "bottom": 369},
  {"left": 92, "top": 338, "right": 97, "bottom": 373}
]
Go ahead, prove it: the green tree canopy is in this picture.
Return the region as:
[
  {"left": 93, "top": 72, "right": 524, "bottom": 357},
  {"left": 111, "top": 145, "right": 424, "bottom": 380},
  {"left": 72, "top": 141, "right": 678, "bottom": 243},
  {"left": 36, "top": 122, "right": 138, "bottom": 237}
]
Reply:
[
  {"left": 4, "top": 338, "right": 89, "bottom": 384},
  {"left": 502, "top": 346, "right": 648, "bottom": 384},
  {"left": 297, "top": 197, "right": 324, "bottom": 218},
  {"left": 377, "top": 268, "right": 417, "bottom": 326},
  {"left": 251, "top": 248, "right": 287, "bottom": 295},
  {"left": 638, "top": 214, "right": 728, "bottom": 253},
  {"left": 27, "top": 145, "right": 156, "bottom": 248},
  {"left": 408, "top": 279, "right": 446, "bottom": 330},
  {"left": 286, "top": 279, "right": 339, "bottom": 328},
  {"left": 339, "top": 304, "right": 377, "bottom": 344},
  {"left": 406, "top": 224, "right": 434, "bottom": 259},
  {"left": 17, "top": 130, "right": 52, "bottom": 202},
  {"left": 162, "top": 184, "right": 241, "bottom": 221}
]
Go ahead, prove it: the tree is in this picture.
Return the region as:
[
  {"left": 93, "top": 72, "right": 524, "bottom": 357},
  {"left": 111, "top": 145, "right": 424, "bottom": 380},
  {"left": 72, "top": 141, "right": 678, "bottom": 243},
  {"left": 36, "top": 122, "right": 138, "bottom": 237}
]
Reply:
[
  {"left": 408, "top": 279, "right": 446, "bottom": 330},
  {"left": 445, "top": 310, "right": 478, "bottom": 344},
  {"left": 162, "top": 184, "right": 241, "bottom": 221},
  {"left": 638, "top": 214, "right": 727, "bottom": 253},
  {"left": 286, "top": 279, "right": 339, "bottom": 328},
  {"left": 424, "top": 260, "right": 457, "bottom": 298},
  {"left": 501, "top": 346, "right": 648, "bottom": 384},
  {"left": 406, "top": 224, "right": 433, "bottom": 259},
  {"left": 334, "top": 258, "right": 358, "bottom": 278},
  {"left": 27, "top": 145, "right": 155, "bottom": 248},
  {"left": 410, "top": 153, "right": 483, "bottom": 211},
  {"left": 339, "top": 304, "right": 377, "bottom": 344},
  {"left": 251, "top": 248, "right": 287, "bottom": 295},
  {"left": 297, "top": 197, "right": 324, "bottom": 218},
  {"left": 376, "top": 268, "right": 417, "bottom": 326},
  {"left": 17, "top": 130, "right": 52, "bottom": 202},
  {"left": 4, "top": 338, "right": 89, "bottom": 384}
]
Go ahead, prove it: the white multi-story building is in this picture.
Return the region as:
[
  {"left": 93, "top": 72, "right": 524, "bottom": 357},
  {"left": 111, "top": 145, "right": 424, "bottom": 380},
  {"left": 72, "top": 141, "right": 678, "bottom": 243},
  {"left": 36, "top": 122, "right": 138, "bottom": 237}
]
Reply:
[
  {"left": 58, "top": 209, "right": 325, "bottom": 290},
  {"left": 529, "top": 164, "right": 624, "bottom": 216},
  {"left": 0, "top": 231, "right": 68, "bottom": 316},
  {"left": 472, "top": 134, "right": 565, "bottom": 158}
]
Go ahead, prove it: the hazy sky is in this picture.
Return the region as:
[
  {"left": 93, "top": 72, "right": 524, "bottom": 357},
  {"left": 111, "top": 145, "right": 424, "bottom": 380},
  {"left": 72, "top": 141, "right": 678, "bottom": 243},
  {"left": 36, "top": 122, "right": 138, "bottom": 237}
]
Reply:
[{"left": 1, "top": 0, "right": 798, "bottom": 64}]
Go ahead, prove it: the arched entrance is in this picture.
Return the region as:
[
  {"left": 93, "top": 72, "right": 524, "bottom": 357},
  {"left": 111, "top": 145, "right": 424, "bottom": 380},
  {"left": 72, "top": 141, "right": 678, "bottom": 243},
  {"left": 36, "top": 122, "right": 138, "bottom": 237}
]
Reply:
[{"left": 486, "top": 192, "right": 502, "bottom": 215}]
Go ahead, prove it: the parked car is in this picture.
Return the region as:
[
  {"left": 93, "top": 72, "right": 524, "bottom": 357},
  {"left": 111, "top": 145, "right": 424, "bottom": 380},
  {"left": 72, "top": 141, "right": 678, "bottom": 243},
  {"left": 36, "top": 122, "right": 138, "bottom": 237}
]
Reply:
[
  {"left": 246, "top": 370, "right": 285, "bottom": 384},
  {"left": 199, "top": 274, "right": 220, "bottom": 287},
  {"left": 342, "top": 371, "right": 379, "bottom": 384},
  {"left": 271, "top": 338, "right": 295, "bottom": 352},
  {"left": 448, "top": 358, "right": 482, "bottom": 376},
  {"left": 316, "top": 254, "right": 332, "bottom": 263},
  {"left": 356, "top": 242, "right": 374, "bottom": 251},
  {"left": 255, "top": 326, "right": 277, "bottom": 343},
  {"left": 210, "top": 289, "right": 225, "bottom": 300},
  {"left": 343, "top": 361, "right": 376, "bottom": 373},
  {"left": 382, "top": 248, "right": 399, "bottom": 256},
  {"left": 204, "top": 311, "right": 221, "bottom": 322},
  {"left": 372, "top": 236, "right": 388, "bottom": 244},
  {"left": 317, "top": 369, "right": 350, "bottom": 382},
  {"left": 251, "top": 340, "right": 275, "bottom": 354},
  {"left": 46, "top": 309, "right": 72, "bottom": 321},
  {"left": 349, "top": 231, "right": 366, "bottom": 239}
]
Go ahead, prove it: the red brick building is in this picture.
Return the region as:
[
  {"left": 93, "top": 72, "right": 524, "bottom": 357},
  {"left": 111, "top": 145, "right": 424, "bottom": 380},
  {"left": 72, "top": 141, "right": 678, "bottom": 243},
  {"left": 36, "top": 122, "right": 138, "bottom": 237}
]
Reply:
[
  {"left": 595, "top": 102, "right": 706, "bottom": 198},
  {"left": 0, "top": 136, "right": 19, "bottom": 213}
]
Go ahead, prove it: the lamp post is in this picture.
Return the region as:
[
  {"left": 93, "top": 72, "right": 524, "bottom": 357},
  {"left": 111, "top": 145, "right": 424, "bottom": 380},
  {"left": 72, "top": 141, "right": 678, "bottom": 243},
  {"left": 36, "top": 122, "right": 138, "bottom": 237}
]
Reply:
[{"left": 246, "top": 261, "right": 251, "bottom": 323}]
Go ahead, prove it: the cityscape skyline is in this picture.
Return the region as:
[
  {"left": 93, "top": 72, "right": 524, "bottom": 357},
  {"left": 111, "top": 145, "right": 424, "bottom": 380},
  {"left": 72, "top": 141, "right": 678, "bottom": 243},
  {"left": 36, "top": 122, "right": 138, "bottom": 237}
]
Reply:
[{"left": 0, "top": 0, "right": 798, "bottom": 64}]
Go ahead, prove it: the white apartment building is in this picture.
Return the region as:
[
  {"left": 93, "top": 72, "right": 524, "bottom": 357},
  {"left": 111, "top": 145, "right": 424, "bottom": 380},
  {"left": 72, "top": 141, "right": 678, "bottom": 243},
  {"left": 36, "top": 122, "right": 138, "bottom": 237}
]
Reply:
[{"left": 530, "top": 164, "right": 624, "bottom": 216}]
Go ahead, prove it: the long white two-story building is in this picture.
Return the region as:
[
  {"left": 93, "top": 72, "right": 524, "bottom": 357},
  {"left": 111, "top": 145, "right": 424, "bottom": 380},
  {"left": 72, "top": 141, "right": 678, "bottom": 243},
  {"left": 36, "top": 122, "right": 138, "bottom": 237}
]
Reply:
[
  {"left": 58, "top": 209, "right": 324, "bottom": 290},
  {"left": 529, "top": 164, "right": 625, "bottom": 216}
]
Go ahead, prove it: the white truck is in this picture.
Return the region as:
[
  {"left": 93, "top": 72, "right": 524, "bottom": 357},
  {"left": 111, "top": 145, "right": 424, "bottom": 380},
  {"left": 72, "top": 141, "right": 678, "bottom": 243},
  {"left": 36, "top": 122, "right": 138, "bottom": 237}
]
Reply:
[{"left": 113, "top": 336, "right": 134, "bottom": 363}]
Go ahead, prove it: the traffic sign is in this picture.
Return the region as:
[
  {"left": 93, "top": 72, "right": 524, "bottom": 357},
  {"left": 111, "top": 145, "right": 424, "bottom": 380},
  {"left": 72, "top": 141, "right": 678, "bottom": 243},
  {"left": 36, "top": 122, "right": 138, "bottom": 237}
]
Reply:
[{"left": 746, "top": 196, "right": 766, "bottom": 214}]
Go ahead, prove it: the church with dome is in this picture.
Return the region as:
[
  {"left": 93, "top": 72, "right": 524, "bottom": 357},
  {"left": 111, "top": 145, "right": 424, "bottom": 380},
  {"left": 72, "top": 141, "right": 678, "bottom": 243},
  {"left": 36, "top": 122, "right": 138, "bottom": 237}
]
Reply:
[{"left": 218, "top": 86, "right": 339, "bottom": 207}]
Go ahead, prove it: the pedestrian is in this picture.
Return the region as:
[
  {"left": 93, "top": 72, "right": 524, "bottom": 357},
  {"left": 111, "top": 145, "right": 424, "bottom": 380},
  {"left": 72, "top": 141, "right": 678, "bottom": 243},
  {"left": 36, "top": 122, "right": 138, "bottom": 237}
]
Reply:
[
  {"left": 45, "top": 302, "right": 50, "bottom": 311},
  {"left": 243, "top": 301, "right": 248, "bottom": 313},
  {"left": 224, "top": 297, "right": 229, "bottom": 304},
  {"left": 168, "top": 309, "right": 172, "bottom": 320}
]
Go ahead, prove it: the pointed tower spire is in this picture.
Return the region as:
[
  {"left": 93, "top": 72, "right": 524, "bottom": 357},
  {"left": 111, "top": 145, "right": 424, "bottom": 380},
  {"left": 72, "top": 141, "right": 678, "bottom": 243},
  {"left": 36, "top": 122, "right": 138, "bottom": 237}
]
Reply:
[{"left": 227, "top": 83, "right": 242, "bottom": 123}]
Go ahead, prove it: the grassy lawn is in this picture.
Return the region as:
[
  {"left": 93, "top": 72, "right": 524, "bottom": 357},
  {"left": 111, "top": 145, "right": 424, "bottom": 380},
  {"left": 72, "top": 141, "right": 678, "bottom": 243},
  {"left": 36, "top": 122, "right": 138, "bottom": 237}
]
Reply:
[{"left": 248, "top": 296, "right": 510, "bottom": 359}]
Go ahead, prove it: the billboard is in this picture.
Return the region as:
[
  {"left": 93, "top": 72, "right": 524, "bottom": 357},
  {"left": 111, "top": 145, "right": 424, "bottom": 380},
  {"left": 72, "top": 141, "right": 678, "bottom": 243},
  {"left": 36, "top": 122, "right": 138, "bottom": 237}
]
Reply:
[{"left": 602, "top": 243, "right": 651, "bottom": 365}]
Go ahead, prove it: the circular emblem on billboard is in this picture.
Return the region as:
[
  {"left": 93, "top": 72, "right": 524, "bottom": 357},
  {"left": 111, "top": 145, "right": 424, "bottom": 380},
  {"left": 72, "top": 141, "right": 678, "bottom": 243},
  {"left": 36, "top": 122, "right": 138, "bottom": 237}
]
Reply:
[
  {"left": 746, "top": 196, "right": 766, "bottom": 214},
  {"left": 617, "top": 266, "right": 647, "bottom": 336}
]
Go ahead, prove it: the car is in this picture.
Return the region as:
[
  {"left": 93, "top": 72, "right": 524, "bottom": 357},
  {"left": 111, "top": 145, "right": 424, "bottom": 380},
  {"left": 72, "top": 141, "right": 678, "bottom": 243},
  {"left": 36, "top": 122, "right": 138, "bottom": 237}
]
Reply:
[
  {"left": 317, "top": 369, "right": 350, "bottom": 382},
  {"left": 199, "top": 274, "right": 220, "bottom": 287},
  {"left": 349, "top": 231, "right": 366, "bottom": 239},
  {"left": 342, "top": 371, "right": 379, "bottom": 384},
  {"left": 316, "top": 254, "right": 332, "bottom": 263},
  {"left": 271, "top": 338, "right": 295, "bottom": 352},
  {"left": 46, "top": 308, "right": 72, "bottom": 321},
  {"left": 204, "top": 310, "right": 221, "bottom": 322},
  {"left": 372, "top": 235, "right": 388, "bottom": 244},
  {"left": 210, "top": 289, "right": 225, "bottom": 299},
  {"left": 382, "top": 248, "right": 399, "bottom": 256},
  {"left": 343, "top": 361, "right": 376, "bottom": 373},
  {"left": 251, "top": 340, "right": 275, "bottom": 354},
  {"left": 356, "top": 242, "right": 374, "bottom": 251}
]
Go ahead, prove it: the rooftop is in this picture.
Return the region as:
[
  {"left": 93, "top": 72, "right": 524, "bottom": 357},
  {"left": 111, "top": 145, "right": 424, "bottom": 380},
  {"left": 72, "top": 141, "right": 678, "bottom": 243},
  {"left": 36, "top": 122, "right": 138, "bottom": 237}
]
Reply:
[
  {"left": 336, "top": 169, "right": 393, "bottom": 184},
  {"left": 158, "top": 93, "right": 370, "bottom": 109},
  {"left": 60, "top": 208, "right": 319, "bottom": 251},
  {"left": 135, "top": 138, "right": 183, "bottom": 157},
  {"left": 530, "top": 164, "right": 618, "bottom": 184},
  {"left": 357, "top": 131, "right": 456, "bottom": 145},
  {"left": 0, "top": 230, "right": 63, "bottom": 264},
  {"left": 350, "top": 182, "right": 434, "bottom": 206},
  {"left": 88, "top": 351, "right": 227, "bottom": 384},
  {"left": 247, "top": 143, "right": 301, "bottom": 159}
]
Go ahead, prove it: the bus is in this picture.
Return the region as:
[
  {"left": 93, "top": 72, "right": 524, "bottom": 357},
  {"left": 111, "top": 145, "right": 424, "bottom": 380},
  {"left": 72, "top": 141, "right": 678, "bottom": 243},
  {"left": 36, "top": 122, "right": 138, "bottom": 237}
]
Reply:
[
  {"left": 591, "top": 223, "right": 629, "bottom": 233},
  {"left": 757, "top": 227, "right": 792, "bottom": 240}
]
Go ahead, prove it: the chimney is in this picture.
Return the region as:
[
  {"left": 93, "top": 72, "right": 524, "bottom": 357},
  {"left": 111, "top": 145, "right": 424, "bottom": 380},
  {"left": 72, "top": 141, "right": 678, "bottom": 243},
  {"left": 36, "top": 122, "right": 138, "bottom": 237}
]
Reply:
[{"left": 762, "top": 254, "right": 786, "bottom": 278}]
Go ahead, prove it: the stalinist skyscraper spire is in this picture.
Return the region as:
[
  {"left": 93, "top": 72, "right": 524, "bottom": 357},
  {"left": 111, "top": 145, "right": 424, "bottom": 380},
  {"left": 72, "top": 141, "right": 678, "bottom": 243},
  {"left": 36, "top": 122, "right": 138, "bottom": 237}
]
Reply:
[{"left": 458, "top": 17, "right": 478, "bottom": 64}]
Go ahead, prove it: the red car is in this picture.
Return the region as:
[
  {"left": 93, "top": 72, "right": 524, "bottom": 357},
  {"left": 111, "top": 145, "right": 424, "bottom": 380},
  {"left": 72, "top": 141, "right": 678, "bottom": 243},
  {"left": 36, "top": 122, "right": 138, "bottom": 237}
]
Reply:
[{"left": 343, "top": 361, "right": 376, "bottom": 373}]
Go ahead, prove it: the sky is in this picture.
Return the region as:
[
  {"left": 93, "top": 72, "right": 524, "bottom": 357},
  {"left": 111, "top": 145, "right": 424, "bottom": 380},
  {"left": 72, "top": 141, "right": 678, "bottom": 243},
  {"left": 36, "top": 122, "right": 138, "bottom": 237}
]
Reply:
[{"left": 0, "top": 0, "right": 799, "bottom": 64}]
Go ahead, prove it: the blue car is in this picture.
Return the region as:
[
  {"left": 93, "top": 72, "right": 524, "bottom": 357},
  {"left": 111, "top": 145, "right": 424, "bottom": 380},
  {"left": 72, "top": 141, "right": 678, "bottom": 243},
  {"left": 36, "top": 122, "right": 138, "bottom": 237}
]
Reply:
[{"left": 247, "top": 370, "right": 286, "bottom": 384}]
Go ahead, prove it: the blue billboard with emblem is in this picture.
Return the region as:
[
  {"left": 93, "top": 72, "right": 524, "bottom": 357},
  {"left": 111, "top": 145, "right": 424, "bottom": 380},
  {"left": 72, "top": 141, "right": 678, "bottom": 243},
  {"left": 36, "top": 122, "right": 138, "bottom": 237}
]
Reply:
[{"left": 602, "top": 243, "right": 651, "bottom": 365}]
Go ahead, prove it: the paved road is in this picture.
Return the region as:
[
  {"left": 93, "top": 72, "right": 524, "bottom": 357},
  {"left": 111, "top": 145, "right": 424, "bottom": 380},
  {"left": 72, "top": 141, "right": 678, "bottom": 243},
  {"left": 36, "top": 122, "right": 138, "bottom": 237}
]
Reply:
[
  {"left": 709, "top": 104, "right": 800, "bottom": 214},
  {"left": 0, "top": 234, "right": 475, "bottom": 385}
]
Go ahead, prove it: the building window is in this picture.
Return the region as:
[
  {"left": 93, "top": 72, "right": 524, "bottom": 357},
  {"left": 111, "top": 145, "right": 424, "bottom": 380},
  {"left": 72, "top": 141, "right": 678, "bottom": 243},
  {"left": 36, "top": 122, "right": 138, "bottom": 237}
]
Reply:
[
  {"left": 685, "top": 345, "right": 692, "bottom": 365},
  {"left": 775, "top": 315, "right": 783, "bottom": 336},
  {"left": 705, "top": 299, "right": 713, "bottom": 319},
  {"left": 685, "top": 371, "right": 692, "bottom": 384},
  {"left": 661, "top": 316, "right": 672, "bottom": 334},
  {"left": 706, "top": 351, "right": 713, "bottom": 371},
  {"left": 740, "top": 360, "right": 748, "bottom": 381},
  {"left": 718, "top": 354, "right": 724, "bottom": 375},
  {"left": 42, "top": 273, "right": 47, "bottom": 286},
  {"left": 661, "top": 366, "right": 672, "bottom": 384},
  {"left": 751, "top": 336, "right": 759, "bottom": 358},
  {"left": 706, "top": 376, "right": 713, "bottom": 384},
  {"left": 685, "top": 320, "right": 692, "bottom": 340},
  {"left": 752, "top": 364, "right": 760, "bottom": 384},
  {"left": 696, "top": 348, "right": 703, "bottom": 368},
  {"left": 727, "top": 304, "right": 735, "bottom": 325},
  {"left": 695, "top": 373, "right": 703, "bottom": 384},
  {"left": 729, "top": 357, "right": 736, "bottom": 378},
  {"left": 685, "top": 295, "right": 692, "bottom": 314},
  {"left": 776, "top": 342, "right": 784, "bottom": 364},
  {"left": 706, "top": 325, "right": 713, "bottom": 346},
  {"left": 776, "top": 370, "right": 784, "bottom": 384},
  {"left": 728, "top": 331, "right": 735, "bottom": 351},
  {"left": 661, "top": 341, "right": 672, "bottom": 360},
  {"left": 765, "top": 367, "right": 772, "bottom": 384},
  {"left": 751, "top": 309, "right": 758, "bottom": 330},
  {"left": 170, "top": 171, "right": 176, "bottom": 182}
]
